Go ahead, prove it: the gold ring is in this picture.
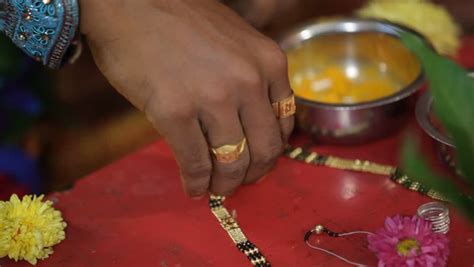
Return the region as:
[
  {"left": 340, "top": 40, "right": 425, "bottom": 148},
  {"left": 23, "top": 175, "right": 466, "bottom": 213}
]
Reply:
[
  {"left": 211, "top": 138, "right": 247, "bottom": 163},
  {"left": 272, "top": 93, "right": 296, "bottom": 118}
]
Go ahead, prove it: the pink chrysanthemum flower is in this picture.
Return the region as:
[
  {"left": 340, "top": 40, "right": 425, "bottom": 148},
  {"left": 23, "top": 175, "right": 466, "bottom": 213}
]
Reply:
[{"left": 368, "top": 215, "right": 449, "bottom": 267}]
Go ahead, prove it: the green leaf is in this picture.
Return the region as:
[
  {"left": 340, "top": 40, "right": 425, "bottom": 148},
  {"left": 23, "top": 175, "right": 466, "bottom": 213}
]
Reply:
[
  {"left": 400, "top": 32, "right": 474, "bottom": 186},
  {"left": 402, "top": 138, "right": 474, "bottom": 222}
]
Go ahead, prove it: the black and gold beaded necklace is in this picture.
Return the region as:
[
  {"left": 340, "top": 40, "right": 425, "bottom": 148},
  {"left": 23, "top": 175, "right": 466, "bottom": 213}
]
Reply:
[
  {"left": 209, "top": 195, "right": 271, "bottom": 266},
  {"left": 284, "top": 146, "right": 447, "bottom": 201},
  {"left": 209, "top": 145, "right": 446, "bottom": 266}
]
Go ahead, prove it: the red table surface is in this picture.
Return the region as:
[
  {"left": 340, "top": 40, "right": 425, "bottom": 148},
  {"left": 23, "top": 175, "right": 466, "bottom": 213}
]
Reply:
[{"left": 3, "top": 38, "right": 474, "bottom": 267}]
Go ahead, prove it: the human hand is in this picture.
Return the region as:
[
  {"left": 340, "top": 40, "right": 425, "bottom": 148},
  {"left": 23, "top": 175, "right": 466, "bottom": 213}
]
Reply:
[
  {"left": 79, "top": 0, "right": 294, "bottom": 197},
  {"left": 222, "top": 0, "right": 278, "bottom": 28},
  {"left": 223, "top": 0, "right": 299, "bottom": 28}
]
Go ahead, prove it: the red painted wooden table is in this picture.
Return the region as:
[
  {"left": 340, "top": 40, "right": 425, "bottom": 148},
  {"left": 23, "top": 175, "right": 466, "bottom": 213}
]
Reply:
[{"left": 2, "top": 38, "right": 474, "bottom": 267}]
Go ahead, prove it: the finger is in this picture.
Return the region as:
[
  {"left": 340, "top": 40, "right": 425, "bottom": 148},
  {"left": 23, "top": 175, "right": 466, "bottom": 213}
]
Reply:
[
  {"left": 240, "top": 93, "right": 283, "bottom": 184},
  {"left": 269, "top": 69, "right": 295, "bottom": 145},
  {"left": 150, "top": 113, "right": 212, "bottom": 198},
  {"left": 262, "top": 42, "right": 295, "bottom": 143},
  {"left": 201, "top": 109, "right": 249, "bottom": 196}
]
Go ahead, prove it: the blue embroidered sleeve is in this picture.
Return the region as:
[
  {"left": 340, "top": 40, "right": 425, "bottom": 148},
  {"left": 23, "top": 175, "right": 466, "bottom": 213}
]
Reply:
[{"left": 0, "top": 0, "right": 79, "bottom": 69}]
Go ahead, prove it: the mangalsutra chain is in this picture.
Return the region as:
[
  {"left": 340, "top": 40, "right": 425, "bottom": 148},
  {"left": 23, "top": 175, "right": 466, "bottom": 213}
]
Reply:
[
  {"left": 209, "top": 195, "right": 271, "bottom": 267},
  {"left": 284, "top": 146, "right": 447, "bottom": 201},
  {"left": 209, "top": 146, "right": 447, "bottom": 266}
]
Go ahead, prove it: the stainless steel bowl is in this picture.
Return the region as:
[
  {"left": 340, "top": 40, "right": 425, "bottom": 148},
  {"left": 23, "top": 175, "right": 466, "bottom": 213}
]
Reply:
[
  {"left": 279, "top": 19, "right": 426, "bottom": 144},
  {"left": 416, "top": 91, "right": 456, "bottom": 169},
  {"left": 416, "top": 71, "right": 474, "bottom": 169}
]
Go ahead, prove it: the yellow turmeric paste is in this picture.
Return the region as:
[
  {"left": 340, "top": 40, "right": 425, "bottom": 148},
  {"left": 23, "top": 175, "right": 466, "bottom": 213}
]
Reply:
[
  {"left": 286, "top": 33, "right": 421, "bottom": 104},
  {"left": 290, "top": 65, "right": 398, "bottom": 104}
]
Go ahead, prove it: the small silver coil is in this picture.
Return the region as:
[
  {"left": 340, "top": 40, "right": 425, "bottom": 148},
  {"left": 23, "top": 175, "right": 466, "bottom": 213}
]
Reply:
[{"left": 417, "top": 202, "right": 450, "bottom": 234}]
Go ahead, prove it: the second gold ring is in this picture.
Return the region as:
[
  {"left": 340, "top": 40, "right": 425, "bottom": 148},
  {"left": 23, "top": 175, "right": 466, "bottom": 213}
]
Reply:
[{"left": 272, "top": 94, "right": 296, "bottom": 118}]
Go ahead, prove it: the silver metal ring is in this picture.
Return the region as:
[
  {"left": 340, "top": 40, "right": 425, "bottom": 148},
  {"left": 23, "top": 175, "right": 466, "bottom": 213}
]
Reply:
[{"left": 417, "top": 202, "right": 450, "bottom": 234}]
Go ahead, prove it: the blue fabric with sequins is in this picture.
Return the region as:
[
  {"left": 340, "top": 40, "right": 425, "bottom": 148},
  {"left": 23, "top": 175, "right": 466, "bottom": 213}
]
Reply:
[{"left": 0, "top": 0, "right": 79, "bottom": 68}]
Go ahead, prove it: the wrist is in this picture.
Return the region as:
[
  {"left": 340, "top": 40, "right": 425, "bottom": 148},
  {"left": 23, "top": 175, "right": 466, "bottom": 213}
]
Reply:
[
  {"left": 78, "top": 0, "right": 138, "bottom": 38},
  {"left": 78, "top": 0, "right": 183, "bottom": 42},
  {"left": 78, "top": 0, "right": 103, "bottom": 35}
]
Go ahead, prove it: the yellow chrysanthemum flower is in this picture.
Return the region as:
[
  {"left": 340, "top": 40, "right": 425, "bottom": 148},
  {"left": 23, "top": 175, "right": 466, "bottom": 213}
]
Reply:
[
  {"left": 357, "top": 0, "right": 461, "bottom": 55},
  {"left": 0, "top": 194, "right": 66, "bottom": 265}
]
